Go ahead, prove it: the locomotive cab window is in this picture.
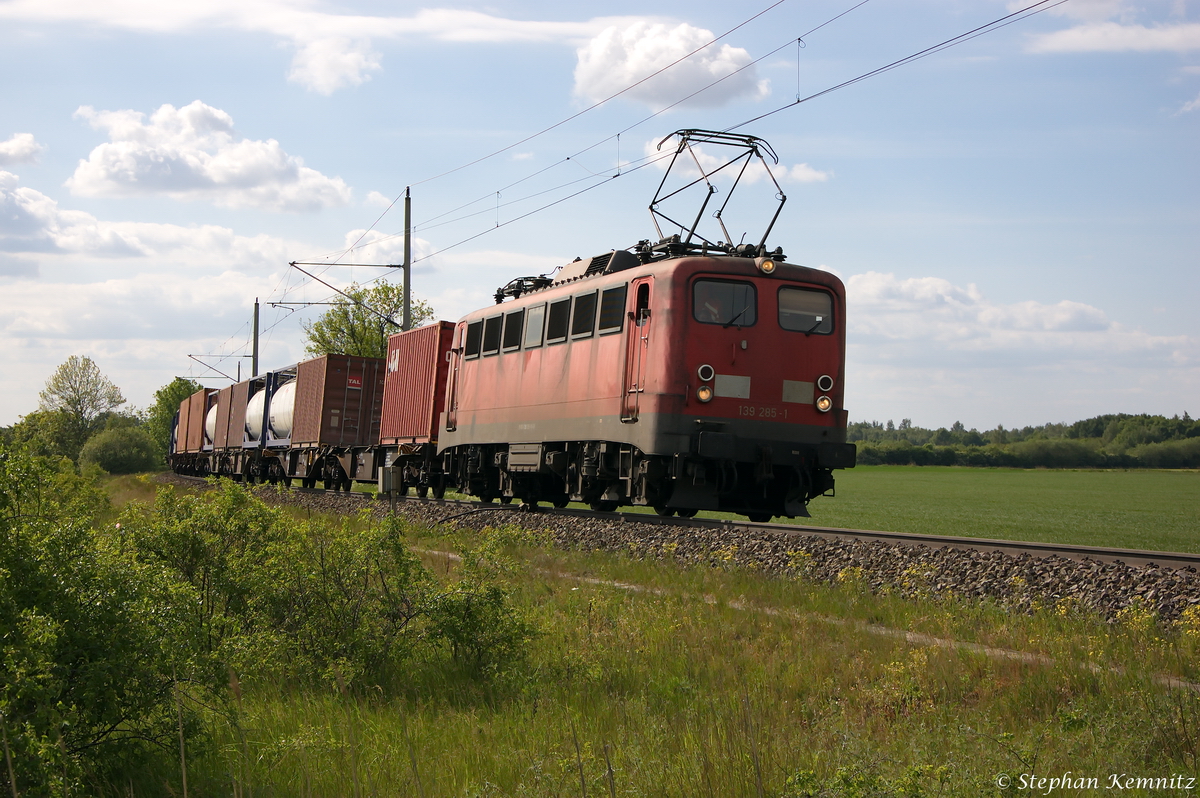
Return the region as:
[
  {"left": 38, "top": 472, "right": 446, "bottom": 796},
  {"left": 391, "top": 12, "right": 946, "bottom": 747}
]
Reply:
[
  {"left": 546, "top": 299, "right": 571, "bottom": 344},
  {"left": 464, "top": 320, "right": 483, "bottom": 359},
  {"left": 524, "top": 303, "right": 546, "bottom": 349},
  {"left": 779, "top": 287, "right": 834, "bottom": 334},
  {"left": 598, "top": 285, "right": 627, "bottom": 334},
  {"left": 571, "top": 291, "right": 598, "bottom": 339},
  {"left": 502, "top": 309, "right": 524, "bottom": 351},
  {"left": 693, "top": 279, "right": 757, "bottom": 327},
  {"left": 482, "top": 315, "right": 503, "bottom": 355}
]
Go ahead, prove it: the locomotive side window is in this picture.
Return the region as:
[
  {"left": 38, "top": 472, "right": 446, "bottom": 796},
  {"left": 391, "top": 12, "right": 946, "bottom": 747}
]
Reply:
[
  {"left": 572, "top": 291, "right": 598, "bottom": 338},
  {"left": 502, "top": 309, "right": 524, "bottom": 351},
  {"left": 693, "top": 279, "right": 757, "bottom": 327},
  {"left": 598, "top": 285, "right": 627, "bottom": 334},
  {"left": 464, "top": 320, "right": 483, "bottom": 359},
  {"left": 524, "top": 303, "right": 546, "bottom": 348},
  {"left": 546, "top": 299, "right": 571, "bottom": 344},
  {"left": 482, "top": 315, "right": 503, "bottom": 355},
  {"left": 778, "top": 287, "right": 834, "bottom": 334}
]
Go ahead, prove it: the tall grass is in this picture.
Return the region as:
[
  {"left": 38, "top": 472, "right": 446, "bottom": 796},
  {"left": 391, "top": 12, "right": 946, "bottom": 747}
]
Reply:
[{"left": 162, "top": 521, "right": 1200, "bottom": 797}]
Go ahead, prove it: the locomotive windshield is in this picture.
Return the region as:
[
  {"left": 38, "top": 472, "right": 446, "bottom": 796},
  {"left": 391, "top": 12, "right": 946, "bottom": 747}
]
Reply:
[
  {"left": 693, "top": 280, "right": 757, "bottom": 327},
  {"left": 779, "top": 287, "right": 833, "bottom": 334}
]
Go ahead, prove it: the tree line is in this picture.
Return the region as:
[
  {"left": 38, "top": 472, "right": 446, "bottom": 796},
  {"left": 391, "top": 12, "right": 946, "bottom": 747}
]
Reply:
[
  {"left": 848, "top": 413, "right": 1200, "bottom": 468},
  {"left": 0, "top": 281, "right": 433, "bottom": 474}
]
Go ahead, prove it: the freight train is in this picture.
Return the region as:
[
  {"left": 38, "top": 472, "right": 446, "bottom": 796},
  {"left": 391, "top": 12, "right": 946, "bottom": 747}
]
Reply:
[{"left": 170, "top": 131, "right": 857, "bottom": 521}]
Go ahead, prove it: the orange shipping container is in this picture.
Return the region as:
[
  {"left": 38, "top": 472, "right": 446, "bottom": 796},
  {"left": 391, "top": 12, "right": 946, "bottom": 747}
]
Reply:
[{"left": 380, "top": 321, "right": 455, "bottom": 445}]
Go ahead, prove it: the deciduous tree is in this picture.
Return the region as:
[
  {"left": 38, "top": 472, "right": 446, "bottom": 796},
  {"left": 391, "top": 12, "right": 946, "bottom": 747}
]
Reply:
[{"left": 302, "top": 281, "right": 434, "bottom": 359}]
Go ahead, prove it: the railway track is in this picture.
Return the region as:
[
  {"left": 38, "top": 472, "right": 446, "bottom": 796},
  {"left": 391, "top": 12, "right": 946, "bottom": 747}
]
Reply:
[{"left": 167, "top": 474, "right": 1200, "bottom": 572}]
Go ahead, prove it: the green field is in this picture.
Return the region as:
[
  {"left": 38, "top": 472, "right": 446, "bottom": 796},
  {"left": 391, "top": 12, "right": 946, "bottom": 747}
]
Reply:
[{"left": 796, "top": 466, "right": 1200, "bottom": 553}]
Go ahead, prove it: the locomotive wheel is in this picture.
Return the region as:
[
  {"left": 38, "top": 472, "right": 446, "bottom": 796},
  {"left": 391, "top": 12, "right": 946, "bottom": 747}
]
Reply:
[
  {"left": 416, "top": 485, "right": 429, "bottom": 498},
  {"left": 590, "top": 500, "right": 617, "bottom": 512},
  {"left": 552, "top": 495, "right": 569, "bottom": 508},
  {"left": 675, "top": 508, "right": 698, "bottom": 518},
  {"left": 432, "top": 483, "right": 446, "bottom": 500},
  {"left": 653, "top": 505, "right": 675, "bottom": 517},
  {"left": 746, "top": 512, "right": 771, "bottom": 523},
  {"left": 500, "top": 496, "right": 513, "bottom": 505},
  {"left": 480, "top": 495, "right": 494, "bottom": 504}
]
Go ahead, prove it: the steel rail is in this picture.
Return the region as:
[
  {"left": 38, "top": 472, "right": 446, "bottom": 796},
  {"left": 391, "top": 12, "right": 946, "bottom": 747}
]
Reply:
[{"left": 166, "top": 475, "right": 1200, "bottom": 571}]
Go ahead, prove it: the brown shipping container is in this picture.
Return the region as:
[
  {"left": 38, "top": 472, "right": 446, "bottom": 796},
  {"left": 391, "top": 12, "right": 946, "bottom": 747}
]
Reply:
[
  {"left": 229, "top": 379, "right": 250, "bottom": 448},
  {"left": 213, "top": 386, "right": 233, "bottom": 449},
  {"left": 380, "top": 321, "right": 455, "bottom": 445},
  {"left": 184, "top": 389, "right": 215, "bottom": 453},
  {"left": 176, "top": 393, "right": 191, "bottom": 454},
  {"left": 291, "top": 354, "right": 385, "bottom": 447}
]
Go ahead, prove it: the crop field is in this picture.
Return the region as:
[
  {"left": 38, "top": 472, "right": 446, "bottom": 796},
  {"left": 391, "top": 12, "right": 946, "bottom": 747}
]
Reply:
[{"left": 800, "top": 466, "right": 1200, "bottom": 553}]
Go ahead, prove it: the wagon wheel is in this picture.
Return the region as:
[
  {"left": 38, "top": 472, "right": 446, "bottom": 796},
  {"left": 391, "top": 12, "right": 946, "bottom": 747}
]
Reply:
[
  {"left": 416, "top": 485, "right": 429, "bottom": 498},
  {"left": 432, "top": 482, "right": 446, "bottom": 500},
  {"left": 499, "top": 496, "right": 513, "bottom": 505},
  {"left": 675, "top": 508, "right": 698, "bottom": 518},
  {"left": 589, "top": 500, "right": 617, "bottom": 513},
  {"left": 654, "top": 505, "right": 675, "bottom": 517}
]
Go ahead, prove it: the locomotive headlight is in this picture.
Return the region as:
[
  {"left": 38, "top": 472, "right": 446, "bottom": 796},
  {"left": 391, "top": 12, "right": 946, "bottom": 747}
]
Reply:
[
  {"left": 758, "top": 259, "right": 777, "bottom": 275},
  {"left": 697, "top": 384, "right": 714, "bottom": 403},
  {"left": 816, "top": 374, "right": 834, "bottom": 392},
  {"left": 815, "top": 395, "right": 833, "bottom": 413},
  {"left": 697, "top": 364, "right": 716, "bottom": 382}
]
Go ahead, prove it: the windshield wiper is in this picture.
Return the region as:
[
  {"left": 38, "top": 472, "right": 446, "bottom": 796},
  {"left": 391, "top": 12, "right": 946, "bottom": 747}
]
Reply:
[
  {"left": 723, "top": 305, "right": 751, "bottom": 328},
  {"left": 802, "top": 316, "right": 825, "bottom": 336}
]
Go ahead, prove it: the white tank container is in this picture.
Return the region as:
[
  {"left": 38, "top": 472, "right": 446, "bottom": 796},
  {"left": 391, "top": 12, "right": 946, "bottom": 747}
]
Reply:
[
  {"left": 269, "top": 380, "right": 296, "bottom": 439},
  {"left": 205, "top": 404, "right": 218, "bottom": 443},
  {"left": 246, "top": 389, "right": 266, "bottom": 441}
]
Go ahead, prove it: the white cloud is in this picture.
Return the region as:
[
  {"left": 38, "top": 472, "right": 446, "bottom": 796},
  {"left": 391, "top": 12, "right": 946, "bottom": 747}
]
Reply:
[
  {"left": 288, "top": 37, "right": 381, "bottom": 95},
  {"left": 0, "top": 133, "right": 44, "bottom": 166},
  {"left": 847, "top": 272, "right": 1192, "bottom": 366},
  {"left": 1028, "top": 21, "right": 1200, "bottom": 53},
  {"left": 843, "top": 272, "right": 1199, "bottom": 427},
  {"left": 574, "top": 21, "right": 768, "bottom": 110},
  {"left": 1181, "top": 91, "right": 1200, "bottom": 113},
  {"left": 365, "top": 191, "right": 394, "bottom": 208},
  {"left": 66, "top": 101, "right": 351, "bottom": 211},
  {"left": 1, "top": 171, "right": 297, "bottom": 263},
  {"left": 0, "top": 1, "right": 631, "bottom": 93},
  {"left": 784, "top": 163, "right": 831, "bottom": 183}
]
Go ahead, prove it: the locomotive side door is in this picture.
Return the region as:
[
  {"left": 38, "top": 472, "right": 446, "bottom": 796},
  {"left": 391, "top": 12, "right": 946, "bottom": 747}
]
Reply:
[{"left": 621, "top": 277, "right": 653, "bottom": 422}]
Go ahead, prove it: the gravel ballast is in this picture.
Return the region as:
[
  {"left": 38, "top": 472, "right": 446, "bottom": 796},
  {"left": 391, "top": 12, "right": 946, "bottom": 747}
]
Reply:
[{"left": 154, "top": 474, "right": 1200, "bottom": 625}]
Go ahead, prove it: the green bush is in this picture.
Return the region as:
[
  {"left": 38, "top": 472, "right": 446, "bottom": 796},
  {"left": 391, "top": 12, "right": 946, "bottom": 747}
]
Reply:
[
  {"left": 1128, "top": 437, "right": 1200, "bottom": 469},
  {"left": 0, "top": 450, "right": 194, "bottom": 795},
  {"left": 79, "top": 426, "right": 159, "bottom": 473},
  {"left": 121, "top": 481, "right": 532, "bottom": 688}
]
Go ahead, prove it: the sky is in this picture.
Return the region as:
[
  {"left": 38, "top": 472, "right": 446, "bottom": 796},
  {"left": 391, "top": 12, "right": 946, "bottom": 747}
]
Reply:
[{"left": 1, "top": 0, "right": 1197, "bottom": 431}]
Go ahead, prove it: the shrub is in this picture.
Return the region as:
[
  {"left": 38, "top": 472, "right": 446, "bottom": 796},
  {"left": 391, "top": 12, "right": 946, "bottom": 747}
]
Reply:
[
  {"left": 1128, "top": 437, "right": 1200, "bottom": 469},
  {"left": 0, "top": 449, "right": 193, "bottom": 794},
  {"left": 79, "top": 426, "right": 159, "bottom": 473}
]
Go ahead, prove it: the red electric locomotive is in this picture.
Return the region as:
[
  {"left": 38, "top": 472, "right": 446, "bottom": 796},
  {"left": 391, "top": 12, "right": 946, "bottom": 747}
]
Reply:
[{"left": 430, "top": 237, "right": 854, "bottom": 520}]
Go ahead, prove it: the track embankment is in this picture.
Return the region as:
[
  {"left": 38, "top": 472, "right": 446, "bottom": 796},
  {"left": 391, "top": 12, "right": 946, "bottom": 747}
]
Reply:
[{"left": 153, "top": 473, "right": 1200, "bottom": 624}]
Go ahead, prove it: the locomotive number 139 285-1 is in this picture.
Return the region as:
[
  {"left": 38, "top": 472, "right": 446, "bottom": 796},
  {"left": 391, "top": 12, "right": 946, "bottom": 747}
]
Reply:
[{"left": 738, "top": 405, "right": 787, "bottom": 419}]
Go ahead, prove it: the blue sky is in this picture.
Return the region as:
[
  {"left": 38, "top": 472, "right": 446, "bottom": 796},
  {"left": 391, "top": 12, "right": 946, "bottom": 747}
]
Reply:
[{"left": 1, "top": 0, "right": 1196, "bottom": 429}]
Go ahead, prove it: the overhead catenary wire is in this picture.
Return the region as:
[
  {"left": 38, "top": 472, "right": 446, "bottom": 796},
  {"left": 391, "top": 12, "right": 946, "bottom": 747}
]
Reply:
[
  {"left": 335, "top": 0, "right": 796, "bottom": 263},
  {"left": 726, "top": 0, "right": 1069, "bottom": 132},
  {"left": 321, "top": 0, "right": 1064, "bottom": 280},
  {"left": 312, "top": 0, "right": 878, "bottom": 267},
  {"left": 247, "top": 0, "right": 1063, "bottom": 376}
]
